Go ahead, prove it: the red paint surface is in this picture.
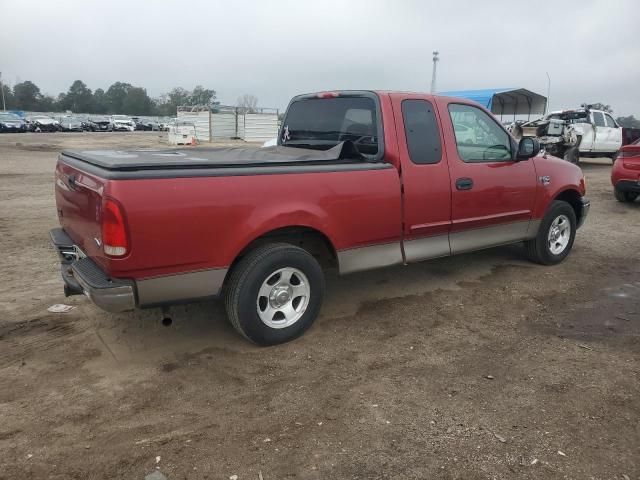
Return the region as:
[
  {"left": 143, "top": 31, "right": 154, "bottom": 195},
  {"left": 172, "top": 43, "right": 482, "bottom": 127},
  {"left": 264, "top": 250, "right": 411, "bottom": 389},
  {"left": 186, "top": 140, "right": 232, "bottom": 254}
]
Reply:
[
  {"left": 55, "top": 92, "right": 587, "bottom": 280},
  {"left": 612, "top": 142, "right": 640, "bottom": 185}
]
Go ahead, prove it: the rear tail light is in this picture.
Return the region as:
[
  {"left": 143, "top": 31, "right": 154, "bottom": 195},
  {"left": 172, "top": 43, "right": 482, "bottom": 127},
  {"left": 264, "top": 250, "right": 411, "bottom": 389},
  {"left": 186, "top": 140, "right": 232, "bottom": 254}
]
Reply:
[{"left": 102, "top": 198, "right": 129, "bottom": 257}]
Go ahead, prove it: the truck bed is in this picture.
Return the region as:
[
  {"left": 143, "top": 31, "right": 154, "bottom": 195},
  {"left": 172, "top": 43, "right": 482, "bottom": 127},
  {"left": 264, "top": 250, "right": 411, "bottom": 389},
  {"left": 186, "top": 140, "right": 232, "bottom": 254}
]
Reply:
[{"left": 62, "top": 142, "right": 372, "bottom": 170}]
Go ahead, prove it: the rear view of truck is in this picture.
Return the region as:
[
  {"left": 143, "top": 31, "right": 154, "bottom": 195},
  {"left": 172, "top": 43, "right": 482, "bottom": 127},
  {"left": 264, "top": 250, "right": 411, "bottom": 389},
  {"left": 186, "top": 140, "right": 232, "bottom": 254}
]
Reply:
[{"left": 52, "top": 157, "right": 135, "bottom": 311}]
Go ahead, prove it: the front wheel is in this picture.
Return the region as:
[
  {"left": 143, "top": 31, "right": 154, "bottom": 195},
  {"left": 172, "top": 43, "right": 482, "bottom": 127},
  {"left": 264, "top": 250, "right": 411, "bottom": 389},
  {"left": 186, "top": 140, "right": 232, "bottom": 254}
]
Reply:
[
  {"left": 224, "top": 243, "right": 325, "bottom": 345},
  {"left": 525, "top": 201, "right": 577, "bottom": 265},
  {"left": 614, "top": 187, "right": 638, "bottom": 203}
]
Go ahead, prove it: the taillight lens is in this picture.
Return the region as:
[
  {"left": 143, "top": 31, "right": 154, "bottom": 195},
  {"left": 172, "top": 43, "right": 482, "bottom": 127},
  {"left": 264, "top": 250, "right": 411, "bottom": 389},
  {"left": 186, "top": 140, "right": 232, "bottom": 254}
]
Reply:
[{"left": 102, "top": 198, "right": 129, "bottom": 257}]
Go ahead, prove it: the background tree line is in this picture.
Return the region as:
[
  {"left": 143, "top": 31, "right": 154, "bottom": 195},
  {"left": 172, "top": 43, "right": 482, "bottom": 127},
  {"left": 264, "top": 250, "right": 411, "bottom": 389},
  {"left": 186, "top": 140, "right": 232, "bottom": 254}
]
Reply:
[{"left": 0, "top": 79, "right": 219, "bottom": 116}]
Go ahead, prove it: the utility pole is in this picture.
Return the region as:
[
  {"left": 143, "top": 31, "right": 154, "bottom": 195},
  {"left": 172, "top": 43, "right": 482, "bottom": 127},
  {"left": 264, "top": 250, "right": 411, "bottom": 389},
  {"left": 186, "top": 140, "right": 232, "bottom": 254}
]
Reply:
[
  {"left": 0, "top": 72, "right": 6, "bottom": 111},
  {"left": 545, "top": 71, "right": 551, "bottom": 115},
  {"left": 430, "top": 51, "right": 439, "bottom": 93}
]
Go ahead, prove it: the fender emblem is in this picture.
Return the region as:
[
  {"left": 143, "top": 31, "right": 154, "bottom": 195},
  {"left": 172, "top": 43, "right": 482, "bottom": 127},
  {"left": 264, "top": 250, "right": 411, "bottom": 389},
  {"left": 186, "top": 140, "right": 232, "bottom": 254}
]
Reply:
[{"left": 539, "top": 175, "right": 551, "bottom": 186}]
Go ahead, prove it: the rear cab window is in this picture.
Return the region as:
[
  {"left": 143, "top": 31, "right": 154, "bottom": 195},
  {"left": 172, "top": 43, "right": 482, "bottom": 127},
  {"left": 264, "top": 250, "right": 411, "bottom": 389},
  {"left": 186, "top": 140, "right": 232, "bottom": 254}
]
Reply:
[
  {"left": 401, "top": 99, "right": 441, "bottom": 164},
  {"left": 280, "top": 93, "right": 382, "bottom": 159},
  {"left": 448, "top": 103, "right": 512, "bottom": 162}
]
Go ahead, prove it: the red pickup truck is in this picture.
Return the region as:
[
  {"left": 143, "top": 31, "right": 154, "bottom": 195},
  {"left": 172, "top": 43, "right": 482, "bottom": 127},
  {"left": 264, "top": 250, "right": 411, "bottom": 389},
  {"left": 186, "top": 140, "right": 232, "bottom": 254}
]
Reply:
[{"left": 51, "top": 91, "right": 589, "bottom": 345}]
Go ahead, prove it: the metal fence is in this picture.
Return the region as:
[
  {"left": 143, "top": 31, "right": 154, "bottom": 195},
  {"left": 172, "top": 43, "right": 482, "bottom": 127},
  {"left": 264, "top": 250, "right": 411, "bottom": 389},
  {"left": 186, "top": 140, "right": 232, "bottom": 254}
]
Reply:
[
  {"left": 176, "top": 107, "right": 211, "bottom": 142},
  {"left": 177, "top": 105, "right": 279, "bottom": 142}
]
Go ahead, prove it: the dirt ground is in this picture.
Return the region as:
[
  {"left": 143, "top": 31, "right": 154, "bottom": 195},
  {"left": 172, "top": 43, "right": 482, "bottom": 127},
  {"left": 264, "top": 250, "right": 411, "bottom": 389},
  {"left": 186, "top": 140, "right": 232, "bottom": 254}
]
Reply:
[{"left": 0, "top": 132, "right": 638, "bottom": 480}]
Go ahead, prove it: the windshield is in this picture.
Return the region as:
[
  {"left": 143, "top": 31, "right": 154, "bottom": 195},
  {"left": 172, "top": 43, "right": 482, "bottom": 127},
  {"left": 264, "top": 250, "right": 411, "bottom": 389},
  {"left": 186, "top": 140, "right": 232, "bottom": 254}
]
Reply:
[
  {"left": 281, "top": 96, "right": 379, "bottom": 156},
  {"left": 0, "top": 113, "right": 20, "bottom": 121}
]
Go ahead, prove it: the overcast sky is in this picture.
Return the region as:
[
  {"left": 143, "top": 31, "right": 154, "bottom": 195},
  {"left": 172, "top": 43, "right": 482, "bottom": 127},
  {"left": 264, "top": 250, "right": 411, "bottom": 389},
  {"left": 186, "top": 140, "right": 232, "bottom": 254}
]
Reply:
[{"left": 1, "top": 0, "right": 638, "bottom": 116}]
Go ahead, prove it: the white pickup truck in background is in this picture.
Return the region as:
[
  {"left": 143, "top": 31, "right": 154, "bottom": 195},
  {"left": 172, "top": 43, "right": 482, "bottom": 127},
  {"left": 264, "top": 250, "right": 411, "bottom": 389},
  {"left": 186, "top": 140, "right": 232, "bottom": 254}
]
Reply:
[{"left": 512, "top": 107, "right": 622, "bottom": 164}]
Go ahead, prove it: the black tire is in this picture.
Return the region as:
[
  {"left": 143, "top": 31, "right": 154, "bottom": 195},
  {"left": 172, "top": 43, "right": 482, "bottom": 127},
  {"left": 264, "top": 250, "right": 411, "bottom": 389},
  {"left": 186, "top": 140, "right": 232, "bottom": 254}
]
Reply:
[
  {"left": 614, "top": 187, "right": 638, "bottom": 203},
  {"left": 224, "top": 243, "right": 325, "bottom": 345},
  {"left": 563, "top": 146, "right": 580, "bottom": 164},
  {"left": 525, "top": 201, "right": 577, "bottom": 265},
  {"left": 610, "top": 151, "right": 619, "bottom": 163}
]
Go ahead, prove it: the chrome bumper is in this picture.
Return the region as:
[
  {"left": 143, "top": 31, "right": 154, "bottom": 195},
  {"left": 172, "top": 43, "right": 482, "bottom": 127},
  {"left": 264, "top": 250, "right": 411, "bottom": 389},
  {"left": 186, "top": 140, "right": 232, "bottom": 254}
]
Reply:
[{"left": 50, "top": 228, "right": 136, "bottom": 313}]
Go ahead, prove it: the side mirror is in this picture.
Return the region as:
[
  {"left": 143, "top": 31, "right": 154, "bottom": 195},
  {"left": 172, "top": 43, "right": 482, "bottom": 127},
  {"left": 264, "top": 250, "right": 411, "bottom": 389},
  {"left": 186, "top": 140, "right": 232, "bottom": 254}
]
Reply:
[{"left": 517, "top": 137, "right": 540, "bottom": 160}]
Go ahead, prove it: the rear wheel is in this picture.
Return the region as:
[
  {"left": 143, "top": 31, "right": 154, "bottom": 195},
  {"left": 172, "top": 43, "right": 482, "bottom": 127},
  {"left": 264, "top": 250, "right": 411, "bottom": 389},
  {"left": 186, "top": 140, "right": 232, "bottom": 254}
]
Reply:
[
  {"left": 614, "top": 187, "right": 638, "bottom": 203},
  {"left": 525, "top": 201, "right": 576, "bottom": 265},
  {"left": 224, "top": 243, "right": 325, "bottom": 345}
]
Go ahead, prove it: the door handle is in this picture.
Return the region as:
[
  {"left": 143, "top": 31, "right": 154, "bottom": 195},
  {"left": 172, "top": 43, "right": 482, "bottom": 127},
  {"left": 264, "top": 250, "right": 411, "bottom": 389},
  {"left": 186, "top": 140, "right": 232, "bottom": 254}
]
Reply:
[{"left": 456, "top": 177, "right": 473, "bottom": 190}]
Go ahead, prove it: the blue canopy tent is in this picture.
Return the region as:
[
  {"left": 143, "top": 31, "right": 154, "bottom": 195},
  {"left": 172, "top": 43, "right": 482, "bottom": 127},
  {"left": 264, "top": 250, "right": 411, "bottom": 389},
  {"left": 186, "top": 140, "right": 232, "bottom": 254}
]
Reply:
[{"left": 439, "top": 88, "right": 547, "bottom": 121}]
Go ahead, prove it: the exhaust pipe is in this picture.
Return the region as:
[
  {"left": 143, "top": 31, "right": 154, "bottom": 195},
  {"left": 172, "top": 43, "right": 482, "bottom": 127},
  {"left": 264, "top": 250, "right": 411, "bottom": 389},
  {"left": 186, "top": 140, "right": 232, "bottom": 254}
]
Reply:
[{"left": 161, "top": 306, "right": 172, "bottom": 326}]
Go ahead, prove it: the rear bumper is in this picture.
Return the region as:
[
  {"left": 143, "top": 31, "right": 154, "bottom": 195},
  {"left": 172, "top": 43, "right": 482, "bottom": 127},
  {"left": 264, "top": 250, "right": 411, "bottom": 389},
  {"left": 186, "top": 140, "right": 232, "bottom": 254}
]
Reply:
[
  {"left": 577, "top": 197, "right": 590, "bottom": 229},
  {"left": 615, "top": 179, "right": 640, "bottom": 194},
  {"left": 50, "top": 228, "right": 228, "bottom": 312},
  {"left": 50, "top": 228, "right": 136, "bottom": 312}
]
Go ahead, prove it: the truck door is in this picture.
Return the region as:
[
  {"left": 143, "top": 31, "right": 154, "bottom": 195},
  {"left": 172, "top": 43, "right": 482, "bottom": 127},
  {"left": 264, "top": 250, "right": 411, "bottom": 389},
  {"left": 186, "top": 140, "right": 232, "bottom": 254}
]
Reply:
[
  {"left": 390, "top": 95, "right": 452, "bottom": 262},
  {"left": 604, "top": 113, "right": 623, "bottom": 152},
  {"left": 434, "top": 99, "right": 538, "bottom": 254},
  {"left": 592, "top": 111, "right": 611, "bottom": 152}
]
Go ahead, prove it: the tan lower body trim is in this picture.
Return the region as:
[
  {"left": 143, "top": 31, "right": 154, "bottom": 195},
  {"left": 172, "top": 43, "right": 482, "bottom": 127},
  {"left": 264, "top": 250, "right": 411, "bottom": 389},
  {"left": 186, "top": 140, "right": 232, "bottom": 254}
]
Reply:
[
  {"left": 403, "top": 234, "right": 451, "bottom": 262},
  {"left": 137, "top": 268, "right": 228, "bottom": 306},
  {"left": 336, "top": 220, "right": 542, "bottom": 275},
  {"left": 337, "top": 242, "right": 403, "bottom": 274},
  {"left": 450, "top": 220, "right": 535, "bottom": 254}
]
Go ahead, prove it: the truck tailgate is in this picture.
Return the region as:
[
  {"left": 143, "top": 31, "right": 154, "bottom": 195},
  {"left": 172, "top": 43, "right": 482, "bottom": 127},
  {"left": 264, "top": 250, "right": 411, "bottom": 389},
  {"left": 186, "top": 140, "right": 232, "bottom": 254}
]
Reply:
[{"left": 55, "top": 157, "right": 106, "bottom": 261}]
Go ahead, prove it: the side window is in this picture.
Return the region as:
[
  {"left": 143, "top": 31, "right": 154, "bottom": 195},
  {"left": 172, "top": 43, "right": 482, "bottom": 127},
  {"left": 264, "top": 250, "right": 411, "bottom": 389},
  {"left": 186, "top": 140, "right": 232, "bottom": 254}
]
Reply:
[
  {"left": 448, "top": 104, "right": 512, "bottom": 162},
  {"left": 604, "top": 114, "right": 617, "bottom": 128},
  {"left": 401, "top": 99, "right": 441, "bottom": 164},
  {"left": 593, "top": 112, "right": 606, "bottom": 127}
]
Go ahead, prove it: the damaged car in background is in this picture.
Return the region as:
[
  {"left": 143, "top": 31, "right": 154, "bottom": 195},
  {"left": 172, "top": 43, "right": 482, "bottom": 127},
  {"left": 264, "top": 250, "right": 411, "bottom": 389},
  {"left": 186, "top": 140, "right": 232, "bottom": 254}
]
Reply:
[
  {"left": 510, "top": 106, "right": 622, "bottom": 164},
  {"left": 26, "top": 115, "right": 61, "bottom": 132}
]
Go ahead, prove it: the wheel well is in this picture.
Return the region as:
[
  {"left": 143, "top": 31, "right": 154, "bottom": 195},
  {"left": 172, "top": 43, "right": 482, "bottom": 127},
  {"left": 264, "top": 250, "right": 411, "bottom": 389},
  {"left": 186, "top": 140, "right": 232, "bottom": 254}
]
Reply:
[
  {"left": 230, "top": 227, "right": 338, "bottom": 274},
  {"left": 554, "top": 189, "right": 582, "bottom": 223}
]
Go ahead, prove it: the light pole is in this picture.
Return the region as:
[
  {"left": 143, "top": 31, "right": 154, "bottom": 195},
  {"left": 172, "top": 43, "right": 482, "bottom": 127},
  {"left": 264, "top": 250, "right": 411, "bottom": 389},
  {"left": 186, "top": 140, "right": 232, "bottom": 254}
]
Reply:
[
  {"left": 0, "top": 72, "right": 6, "bottom": 111},
  {"left": 430, "top": 51, "right": 439, "bottom": 93},
  {"left": 545, "top": 71, "right": 551, "bottom": 115}
]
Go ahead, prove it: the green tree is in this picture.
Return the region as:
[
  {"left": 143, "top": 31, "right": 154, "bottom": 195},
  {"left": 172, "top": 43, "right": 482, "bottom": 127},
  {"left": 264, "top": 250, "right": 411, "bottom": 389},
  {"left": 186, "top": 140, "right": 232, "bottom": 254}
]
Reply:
[
  {"left": 168, "top": 87, "right": 191, "bottom": 107},
  {"left": 153, "top": 87, "right": 191, "bottom": 116},
  {"left": 13, "top": 81, "right": 42, "bottom": 110},
  {"left": 190, "top": 85, "right": 217, "bottom": 106},
  {"left": 92, "top": 88, "right": 108, "bottom": 114},
  {"left": 61, "top": 80, "right": 94, "bottom": 113},
  {"left": 122, "top": 87, "right": 153, "bottom": 115},
  {"left": 38, "top": 95, "right": 58, "bottom": 112},
  {"left": 616, "top": 115, "right": 640, "bottom": 129},
  {"left": 105, "top": 82, "right": 132, "bottom": 113}
]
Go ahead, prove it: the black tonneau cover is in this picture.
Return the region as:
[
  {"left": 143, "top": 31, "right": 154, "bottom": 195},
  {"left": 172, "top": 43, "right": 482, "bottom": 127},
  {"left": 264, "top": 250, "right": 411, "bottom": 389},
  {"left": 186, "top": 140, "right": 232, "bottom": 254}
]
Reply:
[{"left": 62, "top": 142, "right": 368, "bottom": 171}]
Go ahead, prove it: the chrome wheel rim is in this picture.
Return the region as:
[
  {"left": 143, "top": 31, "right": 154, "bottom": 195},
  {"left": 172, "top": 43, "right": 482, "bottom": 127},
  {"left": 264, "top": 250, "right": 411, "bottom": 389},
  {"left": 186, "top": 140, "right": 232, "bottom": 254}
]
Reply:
[
  {"left": 257, "top": 267, "right": 310, "bottom": 329},
  {"left": 548, "top": 214, "right": 571, "bottom": 255}
]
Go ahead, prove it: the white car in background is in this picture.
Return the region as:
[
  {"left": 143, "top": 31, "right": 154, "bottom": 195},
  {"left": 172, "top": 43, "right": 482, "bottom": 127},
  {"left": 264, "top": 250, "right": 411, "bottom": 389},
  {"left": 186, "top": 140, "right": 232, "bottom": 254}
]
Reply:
[
  {"left": 453, "top": 123, "right": 476, "bottom": 144},
  {"left": 110, "top": 115, "right": 135, "bottom": 132},
  {"left": 516, "top": 107, "right": 623, "bottom": 163}
]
